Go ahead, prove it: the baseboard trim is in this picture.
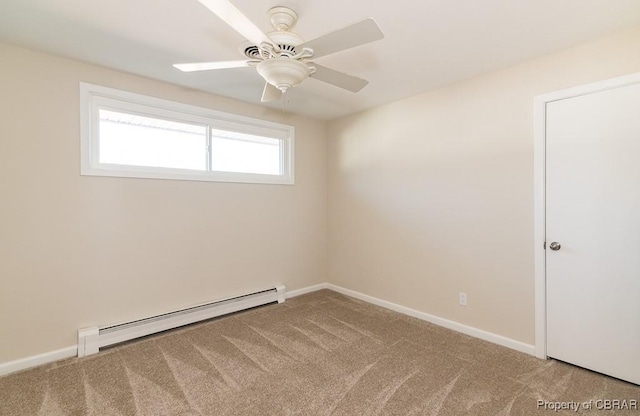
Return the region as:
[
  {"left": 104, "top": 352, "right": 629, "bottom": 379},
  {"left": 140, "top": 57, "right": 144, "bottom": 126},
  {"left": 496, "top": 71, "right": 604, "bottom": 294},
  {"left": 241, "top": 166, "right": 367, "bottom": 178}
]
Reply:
[
  {"left": 1, "top": 282, "right": 535, "bottom": 377},
  {"left": 325, "top": 284, "right": 536, "bottom": 356},
  {"left": 285, "top": 283, "right": 329, "bottom": 299},
  {"left": 0, "top": 346, "right": 77, "bottom": 377}
]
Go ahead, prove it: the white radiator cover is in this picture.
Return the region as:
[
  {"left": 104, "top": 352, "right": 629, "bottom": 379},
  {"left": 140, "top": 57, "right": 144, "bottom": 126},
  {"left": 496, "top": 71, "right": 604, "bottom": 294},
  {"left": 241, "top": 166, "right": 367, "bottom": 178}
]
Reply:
[{"left": 78, "top": 285, "right": 286, "bottom": 357}]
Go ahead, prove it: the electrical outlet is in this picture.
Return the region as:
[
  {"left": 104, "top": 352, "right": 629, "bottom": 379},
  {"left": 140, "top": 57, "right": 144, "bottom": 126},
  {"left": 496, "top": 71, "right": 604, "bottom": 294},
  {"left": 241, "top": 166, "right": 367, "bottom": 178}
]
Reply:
[{"left": 459, "top": 292, "right": 467, "bottom": 306}]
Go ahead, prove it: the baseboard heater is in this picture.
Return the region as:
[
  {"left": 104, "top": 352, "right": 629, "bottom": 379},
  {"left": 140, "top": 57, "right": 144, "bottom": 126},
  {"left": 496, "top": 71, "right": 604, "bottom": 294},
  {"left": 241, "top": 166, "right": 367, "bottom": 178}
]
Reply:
[{"left": 77, "top": 285, "right": 286, "bottom": 357}]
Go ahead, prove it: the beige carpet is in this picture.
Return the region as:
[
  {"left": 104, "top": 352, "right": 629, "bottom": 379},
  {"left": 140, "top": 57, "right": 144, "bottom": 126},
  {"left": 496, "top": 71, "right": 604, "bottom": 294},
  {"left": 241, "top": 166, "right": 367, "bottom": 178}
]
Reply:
[{"left": 1, "top": 289, "right": 638, "bottom": 415}]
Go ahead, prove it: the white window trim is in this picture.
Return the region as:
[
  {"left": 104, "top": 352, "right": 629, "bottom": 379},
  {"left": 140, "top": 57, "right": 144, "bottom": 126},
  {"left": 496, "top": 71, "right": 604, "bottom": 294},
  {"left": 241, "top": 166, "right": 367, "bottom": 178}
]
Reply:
[{"left": 80, "top": 83, "right": 294, "bottom": 185}]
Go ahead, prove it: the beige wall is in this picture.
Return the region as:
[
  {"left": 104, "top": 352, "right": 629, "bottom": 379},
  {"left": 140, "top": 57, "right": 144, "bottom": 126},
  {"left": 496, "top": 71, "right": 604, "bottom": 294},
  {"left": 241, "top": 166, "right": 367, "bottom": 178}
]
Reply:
[
  {"left": 327, "top": 27, "right": 640, "bottom": 345},
  {"left": 2, "top": 25, "right": 639, "bottom": 365},
  {"left": 0, "top": 43, "right": 327, "bottom": 363}
]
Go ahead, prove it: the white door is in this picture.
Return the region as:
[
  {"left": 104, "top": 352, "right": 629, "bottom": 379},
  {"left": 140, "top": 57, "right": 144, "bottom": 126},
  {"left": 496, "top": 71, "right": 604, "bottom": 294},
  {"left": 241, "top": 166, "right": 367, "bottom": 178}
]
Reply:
[{"left": 546, "top": 80, "right": 640, "bottom": 385}]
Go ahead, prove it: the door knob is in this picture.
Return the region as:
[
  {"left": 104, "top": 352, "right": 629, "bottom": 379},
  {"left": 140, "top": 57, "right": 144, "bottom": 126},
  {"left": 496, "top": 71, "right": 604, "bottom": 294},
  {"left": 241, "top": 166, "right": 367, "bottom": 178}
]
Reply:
[{"left": 549, "top": 242, "right": 561, "bottom": 251}]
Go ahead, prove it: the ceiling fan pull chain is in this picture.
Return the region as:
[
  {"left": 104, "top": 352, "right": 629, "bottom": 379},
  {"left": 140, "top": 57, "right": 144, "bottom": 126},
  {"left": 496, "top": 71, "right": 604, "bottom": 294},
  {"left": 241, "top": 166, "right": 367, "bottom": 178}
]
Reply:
[{"left": 282, "top": 91, "right": 286, "bottom": 117}]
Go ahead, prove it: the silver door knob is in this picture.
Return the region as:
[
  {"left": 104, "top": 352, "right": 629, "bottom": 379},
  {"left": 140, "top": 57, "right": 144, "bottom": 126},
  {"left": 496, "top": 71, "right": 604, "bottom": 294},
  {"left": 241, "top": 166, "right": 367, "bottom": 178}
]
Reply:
[{"left": 549, "top": 242, "right": 561, "bottom": 251}]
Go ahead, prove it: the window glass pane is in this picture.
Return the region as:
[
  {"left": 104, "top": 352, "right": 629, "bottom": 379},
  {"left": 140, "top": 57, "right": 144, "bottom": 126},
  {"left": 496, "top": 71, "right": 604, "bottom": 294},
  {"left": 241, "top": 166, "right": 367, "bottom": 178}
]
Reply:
[
  {"left": 82, "top": 84, "right": 294, "bottom": 183},
  {"left": 210, "top": 128, "right": 281, "bottom": 175},
  {"left": 99, "top": 109, "right": 207, "bottom": 170}
]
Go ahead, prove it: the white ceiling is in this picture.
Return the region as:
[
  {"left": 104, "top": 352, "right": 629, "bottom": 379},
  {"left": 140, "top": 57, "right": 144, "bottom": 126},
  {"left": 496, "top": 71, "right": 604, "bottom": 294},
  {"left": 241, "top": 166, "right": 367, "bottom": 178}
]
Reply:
[{"left": 1, "top": 0, "right": 639, "bottom": 120}]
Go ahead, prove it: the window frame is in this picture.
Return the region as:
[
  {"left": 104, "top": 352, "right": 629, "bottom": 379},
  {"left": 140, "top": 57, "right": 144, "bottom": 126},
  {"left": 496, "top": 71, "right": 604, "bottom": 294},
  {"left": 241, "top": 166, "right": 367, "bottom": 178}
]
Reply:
[{"left": 80, "top": 83, "right": 294, "bottom": 185}]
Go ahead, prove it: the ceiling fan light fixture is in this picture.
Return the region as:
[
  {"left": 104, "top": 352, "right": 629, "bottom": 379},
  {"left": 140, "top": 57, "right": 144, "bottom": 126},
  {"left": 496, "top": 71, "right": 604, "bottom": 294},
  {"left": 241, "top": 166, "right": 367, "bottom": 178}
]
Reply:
[{"left": 256, "top": 58, "right": 310, "bottom": 93}]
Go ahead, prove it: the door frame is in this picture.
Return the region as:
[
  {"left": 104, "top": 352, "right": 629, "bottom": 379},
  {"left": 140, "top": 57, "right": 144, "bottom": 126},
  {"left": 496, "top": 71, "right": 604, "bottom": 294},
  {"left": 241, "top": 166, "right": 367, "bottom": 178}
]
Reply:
[{"left": 533, "top": 71, "right": 640, "bottom": 359}]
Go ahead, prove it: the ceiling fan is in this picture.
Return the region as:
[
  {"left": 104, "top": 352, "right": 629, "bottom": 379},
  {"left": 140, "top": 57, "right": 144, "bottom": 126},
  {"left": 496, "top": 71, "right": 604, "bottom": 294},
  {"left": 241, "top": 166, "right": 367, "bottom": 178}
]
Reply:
[{"left": 173, "top": 0, "right": 384, "bottom": 102}]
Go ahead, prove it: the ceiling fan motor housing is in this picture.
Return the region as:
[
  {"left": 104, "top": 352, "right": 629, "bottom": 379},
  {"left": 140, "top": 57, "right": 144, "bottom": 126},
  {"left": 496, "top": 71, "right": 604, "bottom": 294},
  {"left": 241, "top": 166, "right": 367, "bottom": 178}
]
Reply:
[
  {"left": 253, "top": 11, "right": 313, "bottom": 93},
  {"left": 241, "top": 27, "right": 312, "bottom": 93},
  {"left": 240, "top": 31, "right": 306, "bottom": 59}
]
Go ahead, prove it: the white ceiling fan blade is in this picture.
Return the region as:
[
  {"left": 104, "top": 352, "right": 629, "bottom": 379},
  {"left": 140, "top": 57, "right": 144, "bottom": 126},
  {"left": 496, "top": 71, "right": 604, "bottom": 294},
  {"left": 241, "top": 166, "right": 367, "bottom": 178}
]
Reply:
[
  {"left": 261, "top": 82, "right": 282, "bottom": 102},
  {"left": 298, "top": 18, "right": 384, "bottom": 59},
  {"left": 173, "top": 60, "right": 250, "bottom": 72},
  {"left": 309, "top": 63, "right": 369, "bottom": 92},
  {"left": 198, "top": 0, "right": 273, "bottom": 47}
]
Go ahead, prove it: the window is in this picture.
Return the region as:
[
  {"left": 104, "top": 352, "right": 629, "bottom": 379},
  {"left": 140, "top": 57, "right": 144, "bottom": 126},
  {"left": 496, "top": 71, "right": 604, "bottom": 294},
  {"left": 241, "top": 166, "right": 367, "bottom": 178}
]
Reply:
[{"left": 80, "top": 83, "right": 294, "bottom": 184}]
